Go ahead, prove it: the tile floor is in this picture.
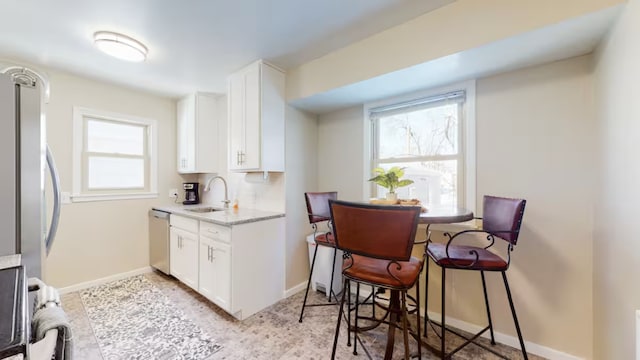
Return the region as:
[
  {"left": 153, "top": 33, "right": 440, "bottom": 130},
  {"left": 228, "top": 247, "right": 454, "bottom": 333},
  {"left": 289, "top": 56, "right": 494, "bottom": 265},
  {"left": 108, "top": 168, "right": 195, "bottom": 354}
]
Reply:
[{"left": 62, "top": 271, "right": 545, "bottom": 359}]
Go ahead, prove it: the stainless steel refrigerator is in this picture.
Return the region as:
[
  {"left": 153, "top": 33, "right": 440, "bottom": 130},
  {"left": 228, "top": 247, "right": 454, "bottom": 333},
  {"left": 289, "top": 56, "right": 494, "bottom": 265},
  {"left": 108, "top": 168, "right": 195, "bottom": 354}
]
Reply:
[{"left": 0, "top": 67, "right": 61, "bottom": 279}]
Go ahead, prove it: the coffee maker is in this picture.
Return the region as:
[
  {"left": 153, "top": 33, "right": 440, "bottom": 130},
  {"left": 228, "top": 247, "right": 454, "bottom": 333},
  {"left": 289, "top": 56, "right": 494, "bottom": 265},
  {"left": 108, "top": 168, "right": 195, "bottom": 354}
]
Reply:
[{"left": 183, "top": 182, "right": 200, "bottom": 205}]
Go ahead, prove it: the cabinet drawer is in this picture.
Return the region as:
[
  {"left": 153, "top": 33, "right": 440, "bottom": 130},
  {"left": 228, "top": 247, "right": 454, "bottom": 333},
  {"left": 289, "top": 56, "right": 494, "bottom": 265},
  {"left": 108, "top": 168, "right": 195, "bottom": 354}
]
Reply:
[
  {"left": 170, "top": 215, "right": 199, "bottom": 233},
  {"left": 200, "top": 221, "right": 230, "bottom": 243}
]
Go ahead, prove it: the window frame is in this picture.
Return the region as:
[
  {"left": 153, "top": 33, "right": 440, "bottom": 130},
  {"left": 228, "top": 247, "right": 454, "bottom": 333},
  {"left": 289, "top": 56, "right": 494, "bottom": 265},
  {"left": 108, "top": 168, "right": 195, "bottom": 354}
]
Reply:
[
  {"left": 363, "top": 80, "right": 476, "bottom": 213},
  {"left": 72, "top": 107, "right": 158, "bottom": 202}
]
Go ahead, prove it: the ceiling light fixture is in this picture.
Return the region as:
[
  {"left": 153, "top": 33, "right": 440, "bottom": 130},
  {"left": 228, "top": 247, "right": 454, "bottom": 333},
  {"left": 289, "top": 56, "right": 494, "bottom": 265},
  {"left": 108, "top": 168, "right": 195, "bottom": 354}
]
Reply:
[{"left": 93, "top": 31, "right": 148, "bottom": 62}]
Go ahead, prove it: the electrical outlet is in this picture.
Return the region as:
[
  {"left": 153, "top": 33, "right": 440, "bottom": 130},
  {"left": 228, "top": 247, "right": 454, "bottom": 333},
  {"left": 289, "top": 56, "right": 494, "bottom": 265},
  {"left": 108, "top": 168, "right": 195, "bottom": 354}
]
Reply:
[{"left": 169, "top": 188, "right": 179, "bottom": 199}]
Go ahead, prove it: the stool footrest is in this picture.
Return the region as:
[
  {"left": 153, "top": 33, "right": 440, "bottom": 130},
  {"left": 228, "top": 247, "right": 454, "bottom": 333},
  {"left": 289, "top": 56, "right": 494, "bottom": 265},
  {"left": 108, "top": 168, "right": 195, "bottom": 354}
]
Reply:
[{"left": 424, "top": 319, "right": 509, "bottom": 359}]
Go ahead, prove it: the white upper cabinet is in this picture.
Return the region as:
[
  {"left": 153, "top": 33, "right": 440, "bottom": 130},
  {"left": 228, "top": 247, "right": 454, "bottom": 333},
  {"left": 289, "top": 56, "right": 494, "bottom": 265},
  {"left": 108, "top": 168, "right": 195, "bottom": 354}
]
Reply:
[
  {"left": 227, "top": 60, "right": 285, "bottom": 172},
  {"left": 177, "top": 93, "right": 220, "bottom": 174}
]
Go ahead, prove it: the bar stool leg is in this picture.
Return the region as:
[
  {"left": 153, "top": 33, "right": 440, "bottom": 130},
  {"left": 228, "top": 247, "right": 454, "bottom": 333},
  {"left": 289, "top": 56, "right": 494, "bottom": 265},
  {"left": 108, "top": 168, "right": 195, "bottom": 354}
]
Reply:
[
  {"left": 353, "top": 283, "right": 360, "bottom": 355},
  {"left": 502, "top": 272, "right": 528, "bottom": 360},
  {"left": 441, "top": 267, "right": 446, "bottom": 359},
  {"left": 347, "top": 280, "right": 352, "bottom": 347},
  {"left": 481, "top": 271, "right": 496, "bottom": 345},
  {"left": 423, "top": 257, "right": 431, "bottom": 338},
  {"left": 299, "top": 242, "right": 320, "bottom": 322},
  {"left": 415, "top": 278, "right": 422, "bottom": 358},
  {"left": 331, "top": 278, "right": 348, "bottom": 360},
  {"left": 401, "top": 291, "right": 410, "bottom": 360},
  {"left": 328, "top": 247, "right": 338, "bottom": 302}
]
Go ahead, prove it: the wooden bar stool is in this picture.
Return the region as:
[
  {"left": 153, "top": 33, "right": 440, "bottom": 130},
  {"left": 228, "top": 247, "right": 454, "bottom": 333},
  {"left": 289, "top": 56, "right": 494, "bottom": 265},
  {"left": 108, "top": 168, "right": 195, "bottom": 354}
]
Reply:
[
  {"left": 424, "top": 195, "right": 528, "bottom": 359},
  {"left": 329, "top": 200, "right": 423, "bottom": 360},
  {"left": 299, "top": 191, "right": 339, "bottom": 322}
]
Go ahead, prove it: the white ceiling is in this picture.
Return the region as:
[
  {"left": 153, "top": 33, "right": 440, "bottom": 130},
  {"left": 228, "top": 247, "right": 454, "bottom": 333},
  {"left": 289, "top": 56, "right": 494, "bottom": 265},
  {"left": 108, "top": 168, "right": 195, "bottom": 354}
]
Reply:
[{"left": 0, "top": 0, "right": 453, "bottom": 98}]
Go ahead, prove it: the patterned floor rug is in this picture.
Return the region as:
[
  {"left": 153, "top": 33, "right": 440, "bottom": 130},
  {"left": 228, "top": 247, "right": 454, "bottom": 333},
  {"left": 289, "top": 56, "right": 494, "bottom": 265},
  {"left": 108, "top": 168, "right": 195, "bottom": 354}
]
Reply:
[{"left": 80, "top": 275, "right": 222, "bottom": 360}]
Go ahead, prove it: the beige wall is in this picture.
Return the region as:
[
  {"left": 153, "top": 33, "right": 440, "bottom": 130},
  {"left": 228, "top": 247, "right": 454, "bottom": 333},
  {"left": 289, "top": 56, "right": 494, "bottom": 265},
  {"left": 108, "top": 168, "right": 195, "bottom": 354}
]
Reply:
[
  {"left": 317, "top": 55, "right": 595, "bottom": 358},
  {"left": 476, "top": 56, "right": 595, "bottom": 358},
  {"left": 44, "top": 69, "right": 183, "bottom": 288},
  {"left": 287, "top": 0, "right": 622, "bottom": 101},
  {"left": 284, "top": 106, "right": 319, "bottom": 289},
  {"left": 317, "top": 106, "right": 365, "bottom": 198},
  {"left": 593, "top": 0, "right": 640, "bottom": 358}
]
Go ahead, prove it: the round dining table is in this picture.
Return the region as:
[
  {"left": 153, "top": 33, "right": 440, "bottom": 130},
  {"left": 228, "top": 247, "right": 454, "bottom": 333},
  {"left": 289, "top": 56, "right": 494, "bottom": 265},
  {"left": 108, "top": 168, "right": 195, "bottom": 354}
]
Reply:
[
  {"left": 419, "top": 206, "right": 474, "bottom": 225},
  {"left": 381, "top": 206, "right": 474, "bottom": 360}
]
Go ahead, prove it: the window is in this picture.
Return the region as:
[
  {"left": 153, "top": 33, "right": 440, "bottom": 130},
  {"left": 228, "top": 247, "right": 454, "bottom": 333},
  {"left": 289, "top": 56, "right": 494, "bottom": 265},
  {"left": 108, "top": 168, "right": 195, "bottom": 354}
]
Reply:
[
  {"left": 73, "top": 107, "right": 158, "bottom": 202},
  {"left": 368, "top": 82, "right": 475, "bottom": 210}
]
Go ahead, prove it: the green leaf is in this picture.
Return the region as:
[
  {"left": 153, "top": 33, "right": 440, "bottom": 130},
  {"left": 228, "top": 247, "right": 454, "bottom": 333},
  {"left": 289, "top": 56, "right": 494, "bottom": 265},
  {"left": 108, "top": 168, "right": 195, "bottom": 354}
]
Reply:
[
  {"left": 397, "top": 179, "right": 414, "bottom": 188},
  {"left": 367, "top": 166, "right": 413, "bottom": 192}
]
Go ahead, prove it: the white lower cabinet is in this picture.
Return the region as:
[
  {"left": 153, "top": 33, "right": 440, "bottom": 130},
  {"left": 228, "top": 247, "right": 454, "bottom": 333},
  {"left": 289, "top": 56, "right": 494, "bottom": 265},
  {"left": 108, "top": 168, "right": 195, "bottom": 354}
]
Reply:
[
  {"left": 169, "top": 214, "right": 285, "bottom": 320},
  {"left": 199, "top": 236, "right": 231, "bottom": 311},
  {"left": 169, "top": 227, "right": 199, "bottom": 290}
]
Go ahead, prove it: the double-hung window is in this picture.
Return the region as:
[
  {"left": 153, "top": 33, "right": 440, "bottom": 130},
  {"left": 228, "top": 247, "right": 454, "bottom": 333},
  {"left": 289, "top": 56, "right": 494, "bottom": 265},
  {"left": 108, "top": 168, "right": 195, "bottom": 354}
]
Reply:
[
  {"left": 369, "top": 85, "right": 474, "bottom": 210},
  {"left": 72, "top": 107, "right": 158, "bottom": 202}
]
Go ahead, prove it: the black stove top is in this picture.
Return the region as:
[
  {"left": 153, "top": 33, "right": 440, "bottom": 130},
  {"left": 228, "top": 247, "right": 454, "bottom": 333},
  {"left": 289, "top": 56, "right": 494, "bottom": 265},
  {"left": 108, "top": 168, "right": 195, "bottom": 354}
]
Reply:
[{"left": 0, "top": 265, "right": 28, "bottom": 358}]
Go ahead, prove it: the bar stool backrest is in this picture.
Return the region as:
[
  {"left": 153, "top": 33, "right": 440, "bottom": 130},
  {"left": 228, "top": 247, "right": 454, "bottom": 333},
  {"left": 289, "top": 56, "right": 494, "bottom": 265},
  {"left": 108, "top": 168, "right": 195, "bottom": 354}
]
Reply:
[
  {"left": 482, "top": 195, "right": 527, "bottom": 245},
  {"left": 329, "top": 200, "right": 421, "bottom": 262},
  {"left": 305, "top": 192, "right": 337, "bottom": 224}
]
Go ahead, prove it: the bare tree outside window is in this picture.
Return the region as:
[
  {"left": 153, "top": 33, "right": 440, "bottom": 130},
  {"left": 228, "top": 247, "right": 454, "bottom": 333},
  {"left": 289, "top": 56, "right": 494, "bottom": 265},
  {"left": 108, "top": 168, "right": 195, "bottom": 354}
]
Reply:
[{"left": 373, "top": 100, "right": 464, "bottom": 208}]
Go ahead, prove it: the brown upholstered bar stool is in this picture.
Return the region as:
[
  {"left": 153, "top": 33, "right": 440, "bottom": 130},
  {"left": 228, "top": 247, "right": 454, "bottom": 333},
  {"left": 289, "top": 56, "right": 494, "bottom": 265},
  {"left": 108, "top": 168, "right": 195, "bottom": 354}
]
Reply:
[
  {"left": 424, "top": 195, "right": 528, "bottom": 359},
  {"left": 329, "top": 200, "right": 423, "bottom": 360},
  {"left": 299, "top": 191, "right": 339, "bottom": 322}
]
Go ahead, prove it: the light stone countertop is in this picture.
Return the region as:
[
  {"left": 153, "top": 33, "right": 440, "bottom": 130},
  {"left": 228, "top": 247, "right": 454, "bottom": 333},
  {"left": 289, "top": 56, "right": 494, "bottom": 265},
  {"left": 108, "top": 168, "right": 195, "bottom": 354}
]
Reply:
[{"left": 152, "top": 204, "right": 285, "bottom": 226}]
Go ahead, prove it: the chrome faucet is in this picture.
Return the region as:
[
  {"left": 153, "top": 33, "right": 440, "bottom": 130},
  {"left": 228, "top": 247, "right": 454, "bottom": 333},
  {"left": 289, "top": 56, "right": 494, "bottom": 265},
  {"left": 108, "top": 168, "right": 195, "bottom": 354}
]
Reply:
[{"left": 204, "top": 176, "right": 230, "bottom": 208}]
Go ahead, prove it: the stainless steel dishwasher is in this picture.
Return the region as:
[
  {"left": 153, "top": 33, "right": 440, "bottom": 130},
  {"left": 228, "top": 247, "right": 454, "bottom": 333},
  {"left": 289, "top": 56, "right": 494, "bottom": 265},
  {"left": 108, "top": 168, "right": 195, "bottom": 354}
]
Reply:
[{"left": 149, "top": 209, "right": 170, "bottom": 275}]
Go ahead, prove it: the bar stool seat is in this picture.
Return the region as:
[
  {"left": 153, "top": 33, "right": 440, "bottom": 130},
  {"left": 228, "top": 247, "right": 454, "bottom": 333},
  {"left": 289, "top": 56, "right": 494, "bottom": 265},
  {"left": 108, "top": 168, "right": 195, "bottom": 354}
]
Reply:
[
  {"left": 315, "top": 232, "right": 335, "bottom": 246},
  {"left": 427, "top": 243, "right": 508, "bottom": 271},
  {"left": 344, "top": 255, "right": 423, "bottom": 288}
]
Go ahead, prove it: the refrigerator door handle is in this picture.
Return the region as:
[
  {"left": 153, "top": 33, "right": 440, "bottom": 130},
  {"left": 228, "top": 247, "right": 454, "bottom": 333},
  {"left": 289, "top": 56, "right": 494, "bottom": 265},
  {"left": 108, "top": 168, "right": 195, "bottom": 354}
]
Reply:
[{"left": 45, "top": 145, "right": 61, "bottom": 255}]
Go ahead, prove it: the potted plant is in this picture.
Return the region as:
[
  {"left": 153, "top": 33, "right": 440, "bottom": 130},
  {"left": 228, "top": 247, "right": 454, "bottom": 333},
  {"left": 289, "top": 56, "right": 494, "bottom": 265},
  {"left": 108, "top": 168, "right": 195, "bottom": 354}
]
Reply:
[{"left": 368, "top": 166, "right": 414, "bottom": 202}]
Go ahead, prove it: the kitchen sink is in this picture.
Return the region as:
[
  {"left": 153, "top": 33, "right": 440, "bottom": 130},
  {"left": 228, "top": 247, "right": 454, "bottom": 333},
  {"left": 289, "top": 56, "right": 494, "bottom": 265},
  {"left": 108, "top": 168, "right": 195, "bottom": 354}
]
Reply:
[{"left": 185, "top": 207, "right": 224, "bottom": 213}]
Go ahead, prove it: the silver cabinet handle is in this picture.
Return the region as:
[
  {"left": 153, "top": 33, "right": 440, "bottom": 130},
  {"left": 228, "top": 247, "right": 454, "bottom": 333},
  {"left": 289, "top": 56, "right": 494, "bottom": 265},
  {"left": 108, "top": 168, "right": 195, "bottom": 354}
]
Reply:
[{"left": 238, "top": 151, "right": 243, "bottom": 165}]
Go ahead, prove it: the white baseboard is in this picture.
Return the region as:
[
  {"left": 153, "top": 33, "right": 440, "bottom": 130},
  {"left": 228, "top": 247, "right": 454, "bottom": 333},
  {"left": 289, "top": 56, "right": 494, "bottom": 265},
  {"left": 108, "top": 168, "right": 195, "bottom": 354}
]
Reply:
[
  {"left": 425, "top": 310, "right": 583, "bottom": 360},
  {"left": 58, "top": 266, "right": 153, "bottom": 294},
  {"left": 284, "top": 281, "right": 308, "bottom": 298}
]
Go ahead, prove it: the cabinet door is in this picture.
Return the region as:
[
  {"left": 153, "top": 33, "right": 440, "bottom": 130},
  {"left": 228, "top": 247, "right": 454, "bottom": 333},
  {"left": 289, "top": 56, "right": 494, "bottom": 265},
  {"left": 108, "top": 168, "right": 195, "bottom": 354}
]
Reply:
[
  {"left": 180, "top": 230, "right": 199, "bottom": 290},
  {"left": 211, "top": 240, "right": 231, "bottom": 310},
  {"left": 242, "top": 64, "right": 261, "bottom": 170},
  {"left": 170, "top": 228, "right": 199, "bottom": 290},
  {"left": 169, "top": 228, "right": 182, "bottom": 279},
  {"left": 228, "top": 73, "right": 245, "bottom": 171},
  {"left": 177, "top": 95, "right": 196, "bottom": 173},
  {"left": 198, "top": 241, "right": 216, "bottom": 302}
]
